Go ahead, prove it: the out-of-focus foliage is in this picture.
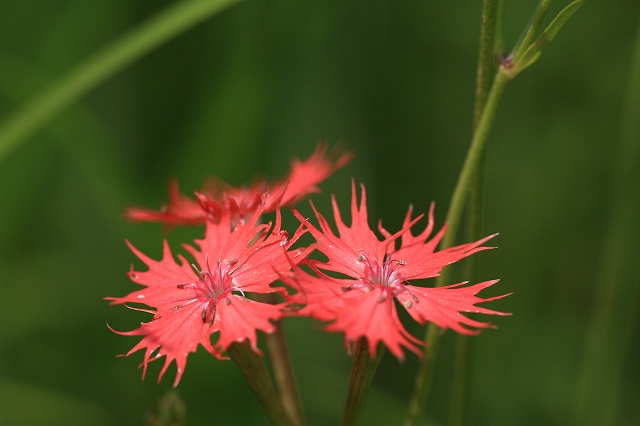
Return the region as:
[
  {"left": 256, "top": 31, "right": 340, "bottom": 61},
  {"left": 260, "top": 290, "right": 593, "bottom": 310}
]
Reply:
[{"left": 1, "top": 1, "right": 639, "bottom": 425}]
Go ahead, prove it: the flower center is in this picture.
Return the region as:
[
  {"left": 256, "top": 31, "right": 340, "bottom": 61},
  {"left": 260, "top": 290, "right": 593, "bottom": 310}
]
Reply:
[
  {"left": 359, "top": 253, "right": 404, "bottom": 287},
  {"left": 174, "top": 254, "right": 243, "bottom": 324},
  {"left": 342, "top": 253, "right": 419, "bottom": 307}
]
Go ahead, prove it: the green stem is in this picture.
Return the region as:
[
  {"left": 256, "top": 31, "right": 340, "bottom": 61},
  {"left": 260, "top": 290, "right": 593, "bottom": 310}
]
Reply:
[
  {"left": 494, "top": 0, "right": 506, "bottom": 58},
  {"left": 0, "top": 0, "right": 242, "bottom": 163},
  {"left": 405, "top": 2, "right": 583, "bottom": 423},
  {"left": 341, "top": 339, "right": 384, "bottom": 426},
  {"left": 253, "top": 292, "right": 304, "bottom": 426},
  {"left": 449, "top": 0, "right": 499, "bottom": 421},
  {"left": 512, "top": 0, "right": 553, "bottom": 59},
  {"left": 449, "top": 333, "right": 474, "bottom": 426},
  {"left": 441, "top": 71, "right": 509, "bottom": 252},
  {"left": 228, "top": 342, "right": 295, "bottom": 426},
  {"left": 403, "top": 325, "right": 441, "bottom": 426},
  {"left": 404, "top": 70, "right": 509, "bottom": 426},
  {"left": 573, "top": 14, "right": 640, "bottom": 426},
  {"left": 448, "top": 163, "right": 487, "bottom": 426},
  {"left": 473, "top": 0, "right": 499, "bottom": 129},
  {"left": 264, "top": 318, "right": 305, "bottom": 425}
]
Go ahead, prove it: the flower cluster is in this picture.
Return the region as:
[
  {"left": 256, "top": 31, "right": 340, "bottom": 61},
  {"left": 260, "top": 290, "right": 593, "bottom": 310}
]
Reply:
[{"left": 107, "top": 143, "right": 509, "bottom": 386}]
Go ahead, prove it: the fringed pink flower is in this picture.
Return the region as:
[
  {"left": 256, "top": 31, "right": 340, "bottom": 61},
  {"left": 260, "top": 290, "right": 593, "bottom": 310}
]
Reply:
[
  {"left": 107, "top": 202, "right": 310, "bottom": 386},
  {"left": 126, "top": 142, "right": 353, "bottom": 227},
  {"left": 286, "top": 182, "right": 511, "bottom": 360}
]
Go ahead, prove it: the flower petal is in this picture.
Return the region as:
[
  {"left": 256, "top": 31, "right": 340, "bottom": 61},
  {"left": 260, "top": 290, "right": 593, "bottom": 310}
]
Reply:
[
  {"left": 124, "top": 143, "right": 352, "bottom": 226},
  {"left": 125, "top": 179, "right": 206, "bottom": 226},
  {"left": 109, "top": 300, "right": 220, "bottom": 387},
  {"left": 212, "top": 295, "right": 284, "bottom": 354},
  {"left": 402, "top": 280, "right": 511, "bottom": 334},
  {"left": 267, "top": 142, "right": 353, "bottom": 209},
  {"left": 326, "top": 288, "right": 423, "bottom": 360}
]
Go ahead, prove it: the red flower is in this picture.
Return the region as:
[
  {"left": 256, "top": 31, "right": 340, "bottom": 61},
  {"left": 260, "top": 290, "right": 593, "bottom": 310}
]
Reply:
[
  {"left": 107, "top": 203, "right": 310, "bottom": 386},
  {"left": 286, "top": 182, "right": 510, "bottom": 360},
  {"left": 126, "top": 142, "right": 353, "bottom": 227}
]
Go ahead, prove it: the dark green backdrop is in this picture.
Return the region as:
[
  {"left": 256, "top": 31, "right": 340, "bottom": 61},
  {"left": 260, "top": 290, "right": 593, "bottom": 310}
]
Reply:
[{"left": 1, "top": 1, "right": 638, "bottom": 425}]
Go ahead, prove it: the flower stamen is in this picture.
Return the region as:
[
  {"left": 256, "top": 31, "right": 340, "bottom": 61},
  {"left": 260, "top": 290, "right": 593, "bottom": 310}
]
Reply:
[{"left": 171, "top": 253, "right": 244, "bottom": 324}]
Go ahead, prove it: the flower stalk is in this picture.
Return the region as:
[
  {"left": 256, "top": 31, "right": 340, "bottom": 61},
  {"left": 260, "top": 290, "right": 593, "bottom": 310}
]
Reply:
[
  {"left": 341, "top": 339, "right": 385, "bottom": 426},
  {"left": 228, "top": 342, "right": 296, "bottom": 426},
  {"left": 404, "top": 72, "right": 509, "bottom": 426},
  {"left": 450, "top": 0, "right": 501, "bottom": 423},
  {"left": 406, "top": 1, "right": 584, "bottom": 424},
  {"left": 448, "top": 160, "right": 488, "bottom": 426},
  {"left": 260, "top": 294, "right": 305, "bottom": 426},
  {"left": 438, "top": 69, "right": 510, "bottom": 254},
  {"left": 473, "top": 0, "right": 501, "bottom": 129}
]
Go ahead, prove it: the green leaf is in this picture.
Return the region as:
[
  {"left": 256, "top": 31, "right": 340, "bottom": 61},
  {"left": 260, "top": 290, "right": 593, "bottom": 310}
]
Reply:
[
  {"left": 505, "top": 0, "right": 585, "bottom": 78},
  {"left": 520, "top": 0, "right": 585, "bottom": 68}
]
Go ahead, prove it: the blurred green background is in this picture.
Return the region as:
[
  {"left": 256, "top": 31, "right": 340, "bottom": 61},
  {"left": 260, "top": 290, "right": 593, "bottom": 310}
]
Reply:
[{"left": 1, "top": 0, "right": 639, "bottom": 425}]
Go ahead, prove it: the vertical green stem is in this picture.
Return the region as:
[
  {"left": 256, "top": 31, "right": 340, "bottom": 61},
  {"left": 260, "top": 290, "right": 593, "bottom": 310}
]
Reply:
[
  {"left": 265, "top": 321, "right": 304, "bottom": 426},
  {"left": 405, "top": 1, "right": 582, "bottom": 423},
  {"left": 449, "top": 162, "right": 487, "bottom": 426},
  {"left": 450, "top": 0, "right": 500, "bottom": 422},
  {"left": 439, "top": 71, "right": 509, "bottom": 253},
  {"left": 228, "top": 342, "right": 295, "bottom": 426},
  {"left": 264, "top": 319, "right": 305, "bottom": 426},
  {"left": 404, "top": 69, "right": 509, "bottom": 426},
  {"left": 341, "top": 339, "right": 385, "bottom": 426},
  {"left": 0, "top": 0, "right": 243, "bottom": 163},
  {"left": 573, "top": 14, "right": 640, "bottom": 426},
  {"left": 494, "top": 0, "right": 506, "bottom": 59},
  {"left": 449, "top": 332, "right": 474, "bottom": 426},
  {"left": 403, "top": 324, "right": 441, "bottom": 426},
  {"left": 473, "top": 0, "right": 499, "bottom": 129},
  {"left": 252, "top": 292, "right": 304, "bottom": 426}
]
